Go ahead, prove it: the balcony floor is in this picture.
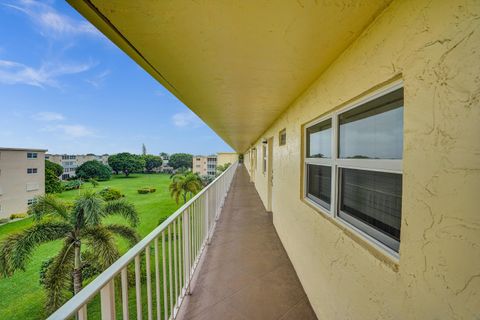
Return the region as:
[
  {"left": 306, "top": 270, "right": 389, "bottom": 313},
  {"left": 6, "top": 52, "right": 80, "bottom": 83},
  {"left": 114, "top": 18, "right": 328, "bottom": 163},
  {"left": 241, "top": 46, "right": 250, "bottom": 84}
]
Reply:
[{"left": 177, "top": 165, "right": 317, "bottom": 320}]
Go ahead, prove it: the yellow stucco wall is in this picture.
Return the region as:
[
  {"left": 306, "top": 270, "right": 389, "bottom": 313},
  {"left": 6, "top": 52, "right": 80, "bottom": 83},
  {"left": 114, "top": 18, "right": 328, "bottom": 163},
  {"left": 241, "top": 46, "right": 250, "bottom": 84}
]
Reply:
[
  {"left": 217, "top": 152, "right": 238, "bottom": 167},
  {"left": 246, "top": 0, "right": 480, "bottom": 318}
]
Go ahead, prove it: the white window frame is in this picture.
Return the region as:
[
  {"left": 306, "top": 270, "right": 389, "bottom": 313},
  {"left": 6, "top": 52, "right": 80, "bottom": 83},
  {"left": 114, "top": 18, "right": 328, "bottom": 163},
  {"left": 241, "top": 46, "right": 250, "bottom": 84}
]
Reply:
[
  {"left": 27, "top": 168, "right": 38, "bottom": 174},
  {"left": 27, "top": 152, "right": 38, "bottom": 159},
  {"left": 303, "top": 80, "right": 403, "bottom": 258}
]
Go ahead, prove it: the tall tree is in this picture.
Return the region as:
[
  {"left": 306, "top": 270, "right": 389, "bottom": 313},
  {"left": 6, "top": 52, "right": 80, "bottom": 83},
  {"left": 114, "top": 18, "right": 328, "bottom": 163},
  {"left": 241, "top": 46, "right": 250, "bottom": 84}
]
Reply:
[
  {"left": 169, "top": 172, "right": 202, "bottom": 204},
  {"left": 75, "top": 160, "right": 112, "bottom": 181},
  {"left": 169, "top": 153, "right": 193, "bottom": 169},
  {"left": 0, "top": 192, "right": 139, "bottom": 314},
  {"left": 142, "top": 155, "right": 163, "bottom": 173},
  {"left": 45, "top": 160, "right": 64, "bottom": 194},
  {"left": 216, "top": 163, "right": 231, "bottom": 174},
  {"left": 108, "top": 153, "right": 145, "bottom": 177},
  {"left": 45, "top": 160, "right": 63, "bottom": 177},
  {"left": 159, "top": 152, "right": 169, "bottom": 160}
]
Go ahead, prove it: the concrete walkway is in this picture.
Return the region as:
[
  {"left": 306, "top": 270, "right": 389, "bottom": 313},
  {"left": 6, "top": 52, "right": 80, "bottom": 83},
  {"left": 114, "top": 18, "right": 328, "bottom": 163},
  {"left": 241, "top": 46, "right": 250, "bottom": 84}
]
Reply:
[{"left": 177, "top": 165, "right": 317, "bottom": 320}]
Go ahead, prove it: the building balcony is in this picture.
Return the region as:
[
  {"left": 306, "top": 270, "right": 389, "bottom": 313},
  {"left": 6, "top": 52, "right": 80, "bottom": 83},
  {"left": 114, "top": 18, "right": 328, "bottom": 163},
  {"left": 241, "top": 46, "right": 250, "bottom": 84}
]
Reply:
[
  {"left": 176, "top": 166, "right": 316, "bottom": 320},
  {"left": 48, "top": 163, "right": 315, "bottom": 320}
]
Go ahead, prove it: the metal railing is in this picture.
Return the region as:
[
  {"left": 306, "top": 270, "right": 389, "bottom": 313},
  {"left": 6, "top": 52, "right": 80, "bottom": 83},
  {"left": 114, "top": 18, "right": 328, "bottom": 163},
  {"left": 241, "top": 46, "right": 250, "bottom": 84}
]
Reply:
[{"left": 48, "top": 162, "right": 238, "bottom": 320}]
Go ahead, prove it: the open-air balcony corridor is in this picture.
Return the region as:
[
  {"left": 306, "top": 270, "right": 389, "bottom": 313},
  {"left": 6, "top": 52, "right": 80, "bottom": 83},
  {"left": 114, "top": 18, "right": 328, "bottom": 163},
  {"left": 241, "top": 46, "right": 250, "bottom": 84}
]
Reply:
[{"left": 177, "top": 165, "right": 317, "bottom": 320}]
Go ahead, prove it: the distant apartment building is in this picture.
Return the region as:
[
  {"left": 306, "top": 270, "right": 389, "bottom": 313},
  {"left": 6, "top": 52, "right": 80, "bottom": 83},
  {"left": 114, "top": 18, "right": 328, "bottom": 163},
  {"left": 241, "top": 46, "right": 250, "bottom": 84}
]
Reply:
[
  {"left": 0, "top": 148, "right": 47, "bottom": 218},
  {"left": 193, "top": 152, "right": 237, "bottom": 177},
  {"left": 46, "top": 154, "right": 109, "bottom": 180}
]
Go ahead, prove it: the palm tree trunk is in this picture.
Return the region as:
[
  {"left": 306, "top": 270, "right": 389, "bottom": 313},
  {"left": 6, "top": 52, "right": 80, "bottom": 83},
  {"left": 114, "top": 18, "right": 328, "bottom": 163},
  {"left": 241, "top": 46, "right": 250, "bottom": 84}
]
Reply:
[{"left": 73, "top": 242, "right": 82, "bottom": 295}]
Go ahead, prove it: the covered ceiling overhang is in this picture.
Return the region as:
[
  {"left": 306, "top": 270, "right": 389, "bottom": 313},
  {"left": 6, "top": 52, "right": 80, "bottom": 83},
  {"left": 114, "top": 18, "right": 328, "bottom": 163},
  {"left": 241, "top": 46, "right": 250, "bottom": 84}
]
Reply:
[{"left": 68, "top": 0, "right": 392, "bottom": 153}]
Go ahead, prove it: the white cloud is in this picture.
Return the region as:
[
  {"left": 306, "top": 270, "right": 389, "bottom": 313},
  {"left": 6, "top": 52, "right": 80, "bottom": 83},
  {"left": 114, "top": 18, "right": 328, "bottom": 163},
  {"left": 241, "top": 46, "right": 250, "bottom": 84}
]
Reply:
[
  {"left": 0, "top": 59, "right": 93, "bottom": 88},
  {"left": 85, "top": 70, "right": 110, "bottom": 88},
  {"left": 34, "top": 111, "right": 65, "bottom": 121},
  {"left": 172, "top": 111, "right": 201, "bottom": 128},
  {"left": 3, "top": 0, "right": 101, "bottom": 39},
  {"left": 42, "top": 124, "right": 93, "bottom": 138}
]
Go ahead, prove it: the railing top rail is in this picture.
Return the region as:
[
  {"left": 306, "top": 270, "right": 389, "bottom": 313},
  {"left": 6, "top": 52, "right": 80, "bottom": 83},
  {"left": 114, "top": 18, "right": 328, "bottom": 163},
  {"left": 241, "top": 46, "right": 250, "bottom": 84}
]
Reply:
[{"left": 47, "top": 162, "right": 238, "bottom": 320}]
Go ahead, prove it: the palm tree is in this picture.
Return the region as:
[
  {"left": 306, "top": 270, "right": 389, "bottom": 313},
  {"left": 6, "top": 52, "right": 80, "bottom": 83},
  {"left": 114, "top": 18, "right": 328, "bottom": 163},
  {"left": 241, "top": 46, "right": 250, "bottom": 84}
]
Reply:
[
  {"left": 0, "top": 191, "right": 140, "bottom": 314},
  {"left": 169, "top": 172, "right": 203, "bottom": 204}
]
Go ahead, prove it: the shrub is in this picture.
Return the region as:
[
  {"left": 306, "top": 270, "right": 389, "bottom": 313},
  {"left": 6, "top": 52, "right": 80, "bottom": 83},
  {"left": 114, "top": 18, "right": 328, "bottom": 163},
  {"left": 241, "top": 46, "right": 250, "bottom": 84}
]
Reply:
[
  {"left": 98, "top": 187, "right": 124, "bottom": 201},
  {"left": 10, "top": 213, "right": 27, "bottom": 220},
  {"left": 63, "top": 179, "right": 83, "bottom": 191},
  {"left": 0, "top": 218, "right": 9, "bottom": 225},
  {"left": 137, "top": 188, "right": 150, "bottom": 194},
  {"left": 149, "top": 188, "right": 156, "bottom": 193}
]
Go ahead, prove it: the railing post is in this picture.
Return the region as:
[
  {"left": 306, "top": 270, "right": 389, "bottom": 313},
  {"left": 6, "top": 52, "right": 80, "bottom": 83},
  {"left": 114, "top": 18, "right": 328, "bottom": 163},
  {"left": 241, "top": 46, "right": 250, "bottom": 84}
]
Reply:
[
  {"left": 182, "top": 209, "right": 191, "bottom": 294},
  {"left": 100, "top": 279, "right": 116, "bottom": 320}
]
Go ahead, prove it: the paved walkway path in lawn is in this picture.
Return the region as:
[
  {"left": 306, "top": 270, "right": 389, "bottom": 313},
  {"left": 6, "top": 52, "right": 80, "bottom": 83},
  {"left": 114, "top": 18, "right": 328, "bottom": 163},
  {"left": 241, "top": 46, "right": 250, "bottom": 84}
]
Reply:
[{"left": 177, "top": 165, "right": 317, "bottom": 320}]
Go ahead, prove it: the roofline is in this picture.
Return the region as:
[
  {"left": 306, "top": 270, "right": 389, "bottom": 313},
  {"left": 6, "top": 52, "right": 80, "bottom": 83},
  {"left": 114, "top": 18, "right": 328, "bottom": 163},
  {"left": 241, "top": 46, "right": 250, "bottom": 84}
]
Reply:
[{"left": 0, "top": 147, "right": 48, "bottom": 152}]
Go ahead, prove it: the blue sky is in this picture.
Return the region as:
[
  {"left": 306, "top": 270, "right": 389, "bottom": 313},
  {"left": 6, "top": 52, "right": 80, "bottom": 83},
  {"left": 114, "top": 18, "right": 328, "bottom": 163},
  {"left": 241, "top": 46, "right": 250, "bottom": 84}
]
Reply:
[{"left": 0, "top": 0, "right": 233, "bottom": 155}]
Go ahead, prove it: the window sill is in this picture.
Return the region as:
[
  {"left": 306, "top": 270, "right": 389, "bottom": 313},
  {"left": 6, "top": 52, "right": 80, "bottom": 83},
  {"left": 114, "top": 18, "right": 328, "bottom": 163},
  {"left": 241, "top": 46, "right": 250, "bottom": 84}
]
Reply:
[{"left": 301, "top": 197, "right": 400, "bottom": 272}]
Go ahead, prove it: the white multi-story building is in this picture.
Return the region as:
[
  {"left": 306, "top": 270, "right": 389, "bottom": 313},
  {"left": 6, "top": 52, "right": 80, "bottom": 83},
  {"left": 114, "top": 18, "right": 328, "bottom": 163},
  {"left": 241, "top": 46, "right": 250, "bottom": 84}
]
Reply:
[
  {"left": 46, "top": 154, "right": 109, "bottom": 180},
  {"left": 0, "top": 148, "right": 47, "bottom": 218}
]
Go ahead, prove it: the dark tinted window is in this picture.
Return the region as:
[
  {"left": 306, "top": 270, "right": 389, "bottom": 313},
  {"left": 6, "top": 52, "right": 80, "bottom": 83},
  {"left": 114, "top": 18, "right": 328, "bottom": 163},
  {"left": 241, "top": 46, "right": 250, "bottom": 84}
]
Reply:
[
  {"left": 339, "top": 168, "right": 402, "bottom": 247},
  {"left": 307, "top": 165, "right": 331, "bottom": 209}
]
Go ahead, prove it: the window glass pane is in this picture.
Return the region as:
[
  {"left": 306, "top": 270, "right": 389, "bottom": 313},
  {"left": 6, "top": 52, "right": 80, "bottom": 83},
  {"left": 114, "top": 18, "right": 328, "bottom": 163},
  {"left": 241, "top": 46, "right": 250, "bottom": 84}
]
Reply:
[
  {"left": 339, "top": 88, "right": 403, "bottom": 159},
  {"left": 307, "top": 164, "right": 331, "bottom": 209},
  {"left": 307, "top": 119, "right": 331, "bottom": 158},
  {"left": 340, "top": 168, "right": 402, "bottom": 246}
]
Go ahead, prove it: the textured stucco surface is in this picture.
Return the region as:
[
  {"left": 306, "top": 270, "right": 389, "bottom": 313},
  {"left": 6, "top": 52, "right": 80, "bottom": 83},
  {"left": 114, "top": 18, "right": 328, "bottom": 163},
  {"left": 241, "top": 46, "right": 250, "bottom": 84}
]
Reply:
[{"left": 246, "top": 0, "right": 480, "bottom": 319}]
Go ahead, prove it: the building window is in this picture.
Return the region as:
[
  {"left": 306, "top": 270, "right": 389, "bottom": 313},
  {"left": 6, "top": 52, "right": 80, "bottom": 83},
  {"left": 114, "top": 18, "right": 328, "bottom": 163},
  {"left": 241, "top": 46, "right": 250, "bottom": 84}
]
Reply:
[
  {"left": 27, "top": 152, "right": 38, "bottom": 159},
  {"left": 27, "top": 168, "right": 38, "bottom": 174},
  {"left": 27, "top": 198, "right": 37, "bottom": 206},
  {"left": 279, "top": 129, "right": 286, "bottom": 146},
  {"left": 303, "top": 83, "right": 403, "bottom": 254}
]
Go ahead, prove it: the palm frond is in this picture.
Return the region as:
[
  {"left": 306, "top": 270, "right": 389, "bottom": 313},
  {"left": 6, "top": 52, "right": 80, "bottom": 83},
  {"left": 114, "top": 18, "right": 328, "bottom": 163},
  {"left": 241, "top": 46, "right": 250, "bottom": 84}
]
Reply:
[
  {"left": 0, "top": 221, "right": 72, "bottom": 277},
  {"left": 103, "top": 224, "right": 140, "bottom": 247},
  {"left": 43, "top": 239, "right": 75, "bottom": 314},
  {"left": 28, "top": 194, "right": 70, "bottom": 222},
  {"left": 169, "top": 181, "right": 182, "bottom": 204},
  {"left": 72, "top": 190, "right": 104, "bottom": 228},
  {"left": 103, "top": 199, "right": 139, "bottom": 227},
  {"left": 82, "top": 226, "right": 119, "bottom": 270}
]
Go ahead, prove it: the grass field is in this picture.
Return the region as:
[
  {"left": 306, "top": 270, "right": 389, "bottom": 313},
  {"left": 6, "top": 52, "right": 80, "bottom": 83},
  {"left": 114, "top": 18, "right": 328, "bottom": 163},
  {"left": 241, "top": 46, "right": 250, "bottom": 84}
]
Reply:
[{"left": 0, "top": 173, "right": 180, "bottom": 320}]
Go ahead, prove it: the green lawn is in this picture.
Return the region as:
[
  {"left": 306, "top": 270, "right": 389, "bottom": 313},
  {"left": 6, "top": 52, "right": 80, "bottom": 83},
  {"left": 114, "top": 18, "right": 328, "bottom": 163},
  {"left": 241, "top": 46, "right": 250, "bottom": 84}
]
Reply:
[{"left": 0, "top": 173, "right": 180, "bottom": 320}]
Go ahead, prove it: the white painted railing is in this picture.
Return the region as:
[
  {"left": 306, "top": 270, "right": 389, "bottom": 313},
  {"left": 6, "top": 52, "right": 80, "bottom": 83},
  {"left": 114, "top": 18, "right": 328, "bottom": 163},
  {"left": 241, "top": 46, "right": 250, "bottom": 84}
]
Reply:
[{"left": 47, "top": 162, "right": 238, "bottom": 320}]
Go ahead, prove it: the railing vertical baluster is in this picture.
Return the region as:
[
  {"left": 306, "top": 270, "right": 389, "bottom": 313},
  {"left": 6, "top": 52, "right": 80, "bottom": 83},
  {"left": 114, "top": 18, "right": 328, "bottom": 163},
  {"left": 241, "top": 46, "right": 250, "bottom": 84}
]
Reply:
[
  {"left": 154, "top": 238, "right": 161, "bottom": 320},
  {"left": 177, "top": 216, "right": 183, "bottom": 296},
  {"left": 121, "top": 268, "right": 129, "bottom": 320},
  {"left": 162, "top": 231, "right": 168, "bottom": 320},
  {"left": 173, "top": 219, "right": 178, "bottom": 314},
  {"left": 146, "top": 246, "right": 153, "bottom": 320},
  {"left": 183, "top": 209, "right": 191, "bottom": 294},
  {"left": 168, "top": 224, "right": 173, "bottom": 315},
  {"left": 100, "top": 279, "right": 116, "bottom": 320},
  {"left": 194, "top": 201, "right": 197, "bottom": 258},
  {"left": 135, "top": 255, "right": 142, "bottom": 320},
  {"left": 77, "top": 305, "right": 87, "bottom": 320}
]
